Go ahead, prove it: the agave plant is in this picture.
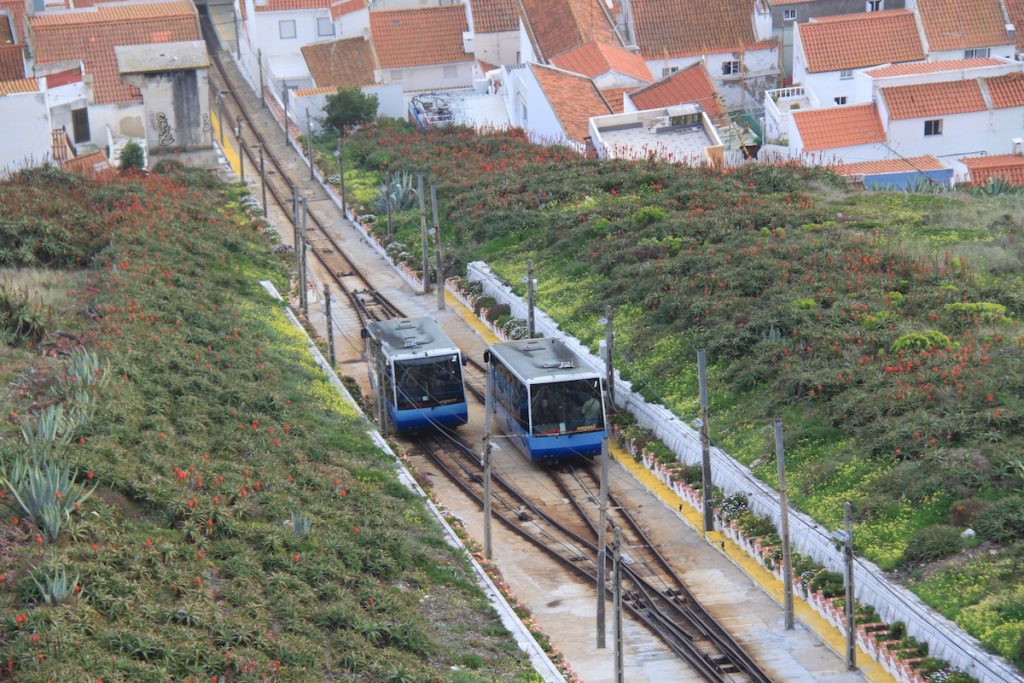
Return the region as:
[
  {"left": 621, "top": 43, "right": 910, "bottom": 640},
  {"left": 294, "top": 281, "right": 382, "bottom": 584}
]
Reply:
[
  {"left": 31, "top": 564, "right": 80, "bottom": 605},
  {"left": 0, "top": 457, "right": 96, "bottom": 542},
  {"left": 20, "top": 404, "right": 73, "bottom": 465},
  {"left": 373, "top": 171, "right": 418, "bottom": 214},
  {"left": 287, "top": 510, "right": 313, "bottom": 535}
]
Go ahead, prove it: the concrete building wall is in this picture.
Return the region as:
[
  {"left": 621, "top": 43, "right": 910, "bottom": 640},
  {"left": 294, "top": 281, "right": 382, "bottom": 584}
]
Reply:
[
  {"left": 253, "top": 8, "right": 336, "bottom": 57},
  {"left": 294, "top": 81, "right": 405, "bottom": 129},
  {"left": 501, "top": 65, "right": 570, "bottom": 148},
  {"left": 927, "top": 45, "right": 1016, "bottom": 61},
  {"left": 885, "top": 108, "right": 1024, "bottom": 160},
  {"left": 379, "top": 61, "right": 474, "bottom": 92},
  {"left": 517, "top": 21, "right": 536, "bottom": 64},
  {"left": 860, "top": 167, "right": 952, "bottom": 188},
  {"left": 645, "top": 47, "right": 779, "bottom": 111},
  {"left": 0, "top": 91, "right": 51, "bottom": 171},
  {"left": 86, "top": 101, "right": 146, "bottom": 144},
  {"left": 804, "top": 69, "right": 857, "bottom": 106},
  {"left": 473, "top": 30, "right": 519, "bottom": 66},
  {"left": 122, "top": 68, "right": 212, "bottom": 152},
  {"left": 337, "top": 7, "right": 369, "bottom": 39}
]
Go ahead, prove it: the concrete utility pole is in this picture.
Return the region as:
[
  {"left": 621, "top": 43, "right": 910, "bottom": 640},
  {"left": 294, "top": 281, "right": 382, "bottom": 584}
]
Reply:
[
  {"left": 324, "top": 285, "right": 335, "bottom": 367},
  {"left": 300, "top": 197, "right": 308, "bottom": 318},
  {"left": 233, "top": 7, "right": 240, "bottom": 60},
  {"left": 306, "top": 108, "right": 314, "bottom": 180},
  {"left": 418, "top": 174, "right": 429, "bottom": 294},
  {"left": 235, "top": 118, "right": 244, "bottom": 183},
  {"left": 597, "top": 436, "right": 609, "bottom": 649},
  {"left": 525, "top": 260, "right": 536, "bottom": 338},
  {"left": 613, "top": 526, "right": 624, "bottom": 683},
  {"left": 430, "top": 184, "right": 445, "bottom": 310},
  {"left": 258, "top": 144, "right": 267, "bottom": 218},
  {"left": 483, "top": 367, "right": 494, "bottom": 560},
  {"left": 282, "top": 85, "right": 290, "bottom": 145},
  {"left": 844, "top": 502, "right": 856, "bottom": 671},
  {"left": 604, "top": 306, "right": 615, "bottom": 410},
  {"left": 698, "top": 349, "right": 714, "bottom": 534},
  {"left": 336, "top": 136, "right": 347, "bottom": 215},
  {"left": 775, "top": 418, "right": 794, "bottom": 630},
  {"left": 258, "top": 49, "right": 265, "bottom": 108},
  {"left": 217, "top": 93, "right": 225, "bottom": 147}
]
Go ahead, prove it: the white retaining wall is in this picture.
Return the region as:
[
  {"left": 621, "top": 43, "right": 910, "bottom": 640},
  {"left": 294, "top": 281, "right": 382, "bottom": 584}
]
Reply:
[{"left": 465, "top": 261, "right": 1023, "bottom": 683}]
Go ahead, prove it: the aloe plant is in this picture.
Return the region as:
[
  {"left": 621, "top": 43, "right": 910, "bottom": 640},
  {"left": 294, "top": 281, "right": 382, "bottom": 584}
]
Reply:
[
  {"left": 20, "top": 404, "right": 72, "bottom": 464},
  {"left": 31, "top": 564, "right": 79, "bottom": 605},
  {"left": 287, "top": 510, "right": 313, "bottom": 535},
  {"left": 0, "top": 457, "right": 96, "bottom": 542}
]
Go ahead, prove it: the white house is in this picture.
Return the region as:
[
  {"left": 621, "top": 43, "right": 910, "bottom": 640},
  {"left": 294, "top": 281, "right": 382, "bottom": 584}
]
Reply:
[
  {"left": 549, "top": 41, "right": 653, "bottom": 90},
  {"left": 628, "top": 0, "right": 780, "bottom": 111},
  {"left": 0, "top": 78, "right": 51, "bottom": 170},
  {"left": 784, "top": 102, "right": 890, "bottom": 163},
  {"left": 910, "top": 0, "right": 1017, "bottom": 61},
  {"left": 501, "top": 62, "right": 612, "bottom": 152},
  {"left": 467, "top": 0, "right": 519, "bottom": 67},
  {"left": 793, "top": 10, "right": 925, "bottom": 108},
  {"left": 369, "top": 5, "right": 476, "bottom": 92},
  {"left": 589, "top": 103, "right": 725, "bottom": 165}
]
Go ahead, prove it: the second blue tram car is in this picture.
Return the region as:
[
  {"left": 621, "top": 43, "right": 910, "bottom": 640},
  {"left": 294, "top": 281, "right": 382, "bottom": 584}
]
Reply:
[
  {"left": 485, "top": 338, "right": 606, "bottom": 462},
  {"left": 363, "top": 317, "right": 468, "bottom": 433}
]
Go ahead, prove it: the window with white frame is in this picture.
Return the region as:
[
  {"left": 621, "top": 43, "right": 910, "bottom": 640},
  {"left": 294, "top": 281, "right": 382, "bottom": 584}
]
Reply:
[
  {"left": 964, "top": 47, "right": 991, "bottom": 59},
  {"left": 316, "top": 17, "right": 334, "bottom": 37},
  {"left": 924, "top": 119, "right": 943, "bottom": 136},
  {"left": 279, "top": 19, "right": 296, "bottom": 39},
  {"left": 866, "top": 0, "right": 883, "bottom": 11},
  {"left": 722, "top": 60, "right": 741, "bottom": 76},
  {"left": 783, "top": 9, "right": 797, "bottom": 21},
  {"left": 443, "top": 65, "right": 458, "bottom": 79},
  {"left": 662, "top": 66, "right": 679, "bottom": 77},
  {"left": 834, "top": 96, "right": 848, "bottom": 105},
  {"left": 840, "top": 69, "right": 853, "bottom": 80}
]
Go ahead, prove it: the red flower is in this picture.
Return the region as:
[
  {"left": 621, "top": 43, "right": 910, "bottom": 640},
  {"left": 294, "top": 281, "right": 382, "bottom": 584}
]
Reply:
[
  {"left": 145, "top": 539, "right": 153, "bottom": 549},
  {"left": 86, "top": 470, "right": 94, "bottom": 480},
  {"left": 15, "top": 613, "right": 27, "bottom": 625},
  {"left": 292, "top": 553, "right": 300, "bottom": 564}
]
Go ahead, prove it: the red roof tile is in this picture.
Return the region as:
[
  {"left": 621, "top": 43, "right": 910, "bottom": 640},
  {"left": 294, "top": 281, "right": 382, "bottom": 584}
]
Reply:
[
  {"left": 0, "top": 0, "right": 26, "bottom": 45},
  {"left": 469, "top": 0, "right": 518, "bottom": 33},
  {"left": 529, "top": 63, "right": 611, "bottom": 143},
  {"left": 865, "top": 58, "right": 1006, "bottom": 78},
  {"left": 254, "top": 0, "right": 329, "bottom": 12},
  {"left": 0, "top": 76, "right": 37, "bottom": 94},
  {"left": 301, "top": 37, "right": 376, "bottom": 88},
  {"left": 330, "top": 0, "right": 365, "bottom": 19},
  {"left": 881, "top": 80, "right": 987, "bottom": 119},
  {"left": 793, "top": 103, "right": 886, "bottom": 151},
  {"left": 550, "top": 41, "right": 652, "bottom": 82},
  {"left": 520, "top": 0, "right": 618, "bottom": 61},
  {"left": 833, "top": 155, "right": 946, "bottom": 175},
  {"left": 961, "top": 154, "right": 1024, "bottom": 184},
  {"left": 369, "top": 6, "right": 471, "bottom": 69},
  {"left": 1007, "top": 0, "right": 1024, "bottom": 51},
  {"left": 915, "top": 0, "right": 1010, "bottom": 51},
  {"left": 31, "top": 1, "right": 199, "bottom": 104},
  {"left": 985, "top": 73, "right": 1024, "bottom": 109},
  {"left": 628, "top": 62, "right": 725, "bottom": 123},
  {"left": 0, "top": 43, "right": 23, "bottom": 81},
  {"left": 599, "top": 86, "right": 633, "bottom": 113},
  {"left": 799, "top": 10, "right": 924, "bottom": 73},
  {"left": 632, "top": 0, "right": 774, "bottom": 59}
]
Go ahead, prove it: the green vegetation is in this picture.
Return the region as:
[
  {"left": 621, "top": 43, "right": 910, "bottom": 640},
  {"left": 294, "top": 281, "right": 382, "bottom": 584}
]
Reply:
[
  {"left": 332, "top": 124, "right": 1024, "bottom": 669},
  {"left": 0, "top": 165, "right": 536, "bottom": 681},
  {"left": 323, "top": 86, "right": 379, "bottom": 135}
]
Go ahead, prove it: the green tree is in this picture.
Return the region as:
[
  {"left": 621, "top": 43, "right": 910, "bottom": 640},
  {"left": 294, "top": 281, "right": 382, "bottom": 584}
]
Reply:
[
  {"left": 323, "top": 86, "right": 378, "bottom": 135},
  {"left": 118, "top": 140, "right": 145, "bottom": 172}
]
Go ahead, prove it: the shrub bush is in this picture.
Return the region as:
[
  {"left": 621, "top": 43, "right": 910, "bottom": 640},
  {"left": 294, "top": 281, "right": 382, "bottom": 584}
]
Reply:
[
  {"left": 902, "top": 525, "right": 962, "bottom": 564},
  {"left": 890, "top": 330, "right": 951, "bottom": 354},
  {"left": 949, "top": 498, "right": 992, "bottom": 526},
  {"left": 473, "top": 296, "right": 496, "bottom": 315},
  {"left": 485, "top": 303, "right": 510, "bottom": 323},
  {"left": 977, "top": 496, "right": 1024, "bottom": 544}
]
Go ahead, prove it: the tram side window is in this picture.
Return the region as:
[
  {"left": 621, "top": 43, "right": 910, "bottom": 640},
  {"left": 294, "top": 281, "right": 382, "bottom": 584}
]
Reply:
[
  {"left": 494, "top": 362, "right": 528, "bottom": 429},
  {"left": 531, "top": 379, "right": 603, "bottom": 436}
]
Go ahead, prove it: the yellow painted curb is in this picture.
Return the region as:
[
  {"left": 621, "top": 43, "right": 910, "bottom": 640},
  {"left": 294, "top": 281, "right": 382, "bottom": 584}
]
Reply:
[
  {"left": 447, "top": 292, "right": 501, "bottom": 345},
  {"left": 608, "top": 441, "right": 896, "bottom": 683},
  {"left": 211, "top": 110, "right": 242, "bottom": 176}
]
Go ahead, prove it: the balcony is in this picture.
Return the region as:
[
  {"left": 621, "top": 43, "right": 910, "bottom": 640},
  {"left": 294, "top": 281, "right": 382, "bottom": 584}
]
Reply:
[{"left": 763, "top": 86, "right": 812, "bottom": 145}]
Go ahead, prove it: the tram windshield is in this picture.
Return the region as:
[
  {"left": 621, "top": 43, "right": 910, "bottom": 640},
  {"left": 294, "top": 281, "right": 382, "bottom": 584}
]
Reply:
[
  {"left": 530, "top": 379, "right": 604, "bottom": 436},
  {"left": 394, "top": 355, "right": 464, "bottom": 410}
]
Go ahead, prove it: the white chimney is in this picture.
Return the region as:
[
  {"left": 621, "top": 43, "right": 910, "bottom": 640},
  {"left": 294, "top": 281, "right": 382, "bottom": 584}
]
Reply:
[{"left": 1013, "top": 137, "right": 1023, "bottom": 155}]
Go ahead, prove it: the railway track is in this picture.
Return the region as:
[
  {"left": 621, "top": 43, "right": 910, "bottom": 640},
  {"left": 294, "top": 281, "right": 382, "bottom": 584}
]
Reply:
[{"left": 199, "top": 28, "right": 772, "bottom": 682}]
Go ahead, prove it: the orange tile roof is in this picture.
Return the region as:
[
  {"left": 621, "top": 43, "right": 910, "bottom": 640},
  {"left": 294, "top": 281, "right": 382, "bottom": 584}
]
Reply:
[
  {"left": 469, "top": 0, "right": 518, "bottom": 33},
  {"left": 529, "top": 63, "right": 611, "bottom": 143},
  {"left": 628, "top": 62, "right": 725, "bottom": 123},
  {"left": 254, "top": 0, "right": 329, "bottom": 12},
  {"left": 0, "top": 76, "right": 37, "bottom": 94},
  {"left": 550, "top": 41, "right": 652, "bottom": 82},
  {"left": 793, "top": 103, "right": 886, "bottom": 151},
  {"left": 301, "top": 37, "right": 376, "bottom": 88},
  {"left": 881, "top": 80, "right": 987, "bottom": 119},
  {"left": 961, "top": 154, "right": 1024, "bottom": 185},
  {"left": 914, "top": 0, "right": 1010, "bottom": 51},
  {"left": 865, "top": 58, "right": 1006, "bottom": 78},
  {"left": 0, "top": 43, "right": 23, "bottom": 81},
  {"left": 799, "top": 10, "right": 924, "bottom": 73},
  {"left": 329, "top": 0, "right": 365, "bottom": 19},
  {"left": 369, "top": 6, "right": 471, "bottom": 69},
  {"left": 1007, "top": 0, "right": 1024, "bottom": 51},
  {"left": 985, "top": 73, "right": 1024, "bottom": 109},
  {"left": 599, "top": 86, "right": 632, "bottom": 113},
  {"left": 520, "top": 0, "right": 618, "bottom": 61},
  {"left": 0, "top": 0, "right": 26, "bottom": 45},
  {"left": 31, "top": 1, "right": 199, "bottom": 104},
  {"left": 833, "top": 155, "right": 946, "bottom": 175},
  {"left": 632, "top": 0, "right": 775, "bottom": 59}
]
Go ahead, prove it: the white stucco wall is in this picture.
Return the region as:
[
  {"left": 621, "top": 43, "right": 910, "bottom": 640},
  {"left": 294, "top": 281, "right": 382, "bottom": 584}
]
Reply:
[
  {"left": 252, "top": 8, "right": 336, "bottom": 57},
  {"left": 337, "top": 8, "right": 369, "bottom": 39},
  {"left": 378, "top": 61, "right": 475, "bottom": 93},
  {"left": 501, "top": 64, "right": 570, "bottom": 148},
  {"left": 473, "top": 30, "right": 520, "bottom": 67},
  {"left": 0, "top": 91, "right": 52, "bottom": 171},
  {"left": 84, "top": 101, "right": 147, "bottom": 144},
  {"left": 927, "top": 45, "right": 1016, "bottom": 62},
  {"left": 644, "top": 47, "right": 779, "bottom": 111},
  {"left": 804, "top": 69, "right": 857, "bottom": 106},
  {"left": 294, "top": 81, "right": 405, "bottom": 130},
  {"left": 884, "top": 108, "right": 1024, "bottom": 160},
  {"left": 518, "top": 20, "right": 536, "bottom": 64}
]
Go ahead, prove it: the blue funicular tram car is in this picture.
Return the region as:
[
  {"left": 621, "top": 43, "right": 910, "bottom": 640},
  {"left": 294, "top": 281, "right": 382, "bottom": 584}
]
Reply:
[
  {"left": 363, "top": 317, "right": 468, "bottom": 433},
  {"left": 484, "top": 337, "right": 606, "bottom": 462}
]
